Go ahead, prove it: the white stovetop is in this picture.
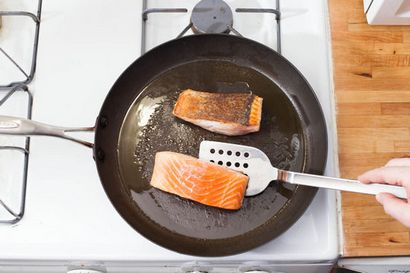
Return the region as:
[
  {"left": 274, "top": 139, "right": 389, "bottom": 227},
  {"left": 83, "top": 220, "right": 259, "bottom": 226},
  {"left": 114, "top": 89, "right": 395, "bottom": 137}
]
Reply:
[{"left": 0, "top": 0, "right": 339, "bottom": 262}]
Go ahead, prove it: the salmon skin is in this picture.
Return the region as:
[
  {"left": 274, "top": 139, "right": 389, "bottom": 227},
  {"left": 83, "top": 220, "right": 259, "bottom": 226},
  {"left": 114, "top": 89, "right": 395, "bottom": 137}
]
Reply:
[
  {"left": 150, "top": 151, "right": 249, "bottom": 210},
  {"left": 173, "top": 89, "right": 263, "bottom": 136}
]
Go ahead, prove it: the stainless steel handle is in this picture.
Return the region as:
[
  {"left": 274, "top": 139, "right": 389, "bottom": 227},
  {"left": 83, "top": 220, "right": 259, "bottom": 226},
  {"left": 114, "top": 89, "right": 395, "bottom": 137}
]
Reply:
[
  {"left": 283, "top": 170, "right": 407, "bottom": 199},
  {"left": 0, "top": 115, "right": 94, "bottom": 148}
]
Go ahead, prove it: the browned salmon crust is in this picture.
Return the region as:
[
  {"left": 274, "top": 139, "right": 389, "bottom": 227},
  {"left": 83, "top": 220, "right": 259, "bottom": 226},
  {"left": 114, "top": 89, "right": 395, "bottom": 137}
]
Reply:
[{"left": 172, "top": 89, "right": 263, "bottom": 136}]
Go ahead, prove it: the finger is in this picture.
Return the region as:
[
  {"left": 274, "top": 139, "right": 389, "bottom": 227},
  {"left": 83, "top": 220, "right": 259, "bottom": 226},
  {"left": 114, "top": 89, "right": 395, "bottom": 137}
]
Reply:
[
  {"left": 377, "top": 193, "right": 410, "bottom": 227},
  {"left": 386, "top": 158, "right": 410, "bottom": 167},
  {"left": 358, "top": 167, "right": 383, "bottom": 184},
  {"left": 358, "top": 166, "right": 410, "bottom": 187}
]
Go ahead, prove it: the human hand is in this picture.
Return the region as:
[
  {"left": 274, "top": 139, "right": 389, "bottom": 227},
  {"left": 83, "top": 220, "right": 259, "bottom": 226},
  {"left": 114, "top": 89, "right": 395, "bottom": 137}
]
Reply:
[{"left": 358, "top": 158, "right": 410, "bottom": 228}]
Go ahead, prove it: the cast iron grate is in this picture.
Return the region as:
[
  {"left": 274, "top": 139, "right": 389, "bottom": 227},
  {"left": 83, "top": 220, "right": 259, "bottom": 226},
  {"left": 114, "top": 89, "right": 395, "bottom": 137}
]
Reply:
[{"left": 141, "top": 0, "right": 281, "bottom": 54}]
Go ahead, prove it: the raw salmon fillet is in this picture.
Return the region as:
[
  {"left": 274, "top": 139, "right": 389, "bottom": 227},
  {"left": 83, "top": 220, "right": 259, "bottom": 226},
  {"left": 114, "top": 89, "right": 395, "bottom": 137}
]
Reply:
[
  {"left": 150, "top": 151, "right": 249, "bottom": 210},
  {"left": 173, "top": 89, "right": 263, "bottom": 136}
]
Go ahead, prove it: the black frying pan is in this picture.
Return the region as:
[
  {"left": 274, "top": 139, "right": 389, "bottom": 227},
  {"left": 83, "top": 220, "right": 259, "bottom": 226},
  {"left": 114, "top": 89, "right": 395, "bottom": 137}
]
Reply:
[{"left": 0, "top": 34, "right": 327, "bottom": 256}]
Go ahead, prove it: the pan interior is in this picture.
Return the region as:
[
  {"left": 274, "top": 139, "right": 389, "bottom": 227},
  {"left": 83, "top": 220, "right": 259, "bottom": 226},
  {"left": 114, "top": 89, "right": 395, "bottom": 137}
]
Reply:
[{"left": 118, "top": 60, "right": 305, "bottom": 240}]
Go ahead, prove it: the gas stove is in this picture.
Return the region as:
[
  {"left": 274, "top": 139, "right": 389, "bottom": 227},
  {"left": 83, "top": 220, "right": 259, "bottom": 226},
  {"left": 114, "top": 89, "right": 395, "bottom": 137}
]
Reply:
[{"left": 0, "top": 0, "right": 339, "bottom": 272}]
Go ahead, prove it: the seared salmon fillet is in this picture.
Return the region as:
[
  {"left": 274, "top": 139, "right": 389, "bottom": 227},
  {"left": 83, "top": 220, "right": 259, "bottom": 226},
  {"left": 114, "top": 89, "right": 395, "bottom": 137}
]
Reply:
[
  {"left": 150, "top": 151, "right": 249, "bottom": 210},
  {"left": 173, "top": 89, "right": 263, "bottom": 136}
]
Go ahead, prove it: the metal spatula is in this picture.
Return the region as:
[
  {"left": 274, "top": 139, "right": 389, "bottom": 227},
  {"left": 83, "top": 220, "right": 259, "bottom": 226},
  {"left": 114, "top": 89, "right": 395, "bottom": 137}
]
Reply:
[{"left": 199, "top": 141, "right": 407, "bottom": 199}]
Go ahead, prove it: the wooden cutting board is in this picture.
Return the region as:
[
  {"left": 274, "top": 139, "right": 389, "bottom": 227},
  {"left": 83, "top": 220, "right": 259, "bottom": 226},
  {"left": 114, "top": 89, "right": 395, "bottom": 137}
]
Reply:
[{"left": 328, "top": 0, "right": 410, "bottom": 257}]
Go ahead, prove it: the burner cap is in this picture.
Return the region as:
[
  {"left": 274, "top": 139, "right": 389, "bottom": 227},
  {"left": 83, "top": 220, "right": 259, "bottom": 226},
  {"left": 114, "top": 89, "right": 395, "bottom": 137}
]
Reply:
[{"left": 191, "top": 0, "right": 233, "bottom": 34}]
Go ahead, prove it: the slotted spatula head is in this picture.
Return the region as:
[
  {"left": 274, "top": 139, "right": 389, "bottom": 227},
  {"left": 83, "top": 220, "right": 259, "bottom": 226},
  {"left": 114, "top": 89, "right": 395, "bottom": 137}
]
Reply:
[{"left": 199, "top": 140, "right": 278, "bottom": 196}]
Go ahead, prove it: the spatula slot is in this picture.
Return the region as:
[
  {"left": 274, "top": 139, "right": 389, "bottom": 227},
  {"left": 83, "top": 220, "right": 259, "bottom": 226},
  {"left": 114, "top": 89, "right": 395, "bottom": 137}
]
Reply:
[{"left": 208, "top": 157, "right": 247, "bottom": 170}]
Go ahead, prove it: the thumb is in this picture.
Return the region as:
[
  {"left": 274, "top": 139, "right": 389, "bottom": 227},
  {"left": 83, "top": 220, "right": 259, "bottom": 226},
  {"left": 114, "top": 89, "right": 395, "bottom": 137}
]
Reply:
[{"left": 377, "top": 193, "right": 410, "bottom": 227}]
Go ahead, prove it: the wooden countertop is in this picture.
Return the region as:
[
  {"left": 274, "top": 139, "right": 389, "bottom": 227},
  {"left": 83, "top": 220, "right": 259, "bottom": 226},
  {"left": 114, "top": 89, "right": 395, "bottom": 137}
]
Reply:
[{"left": 329, "top": 0, "right": 410, "bottom": 257}]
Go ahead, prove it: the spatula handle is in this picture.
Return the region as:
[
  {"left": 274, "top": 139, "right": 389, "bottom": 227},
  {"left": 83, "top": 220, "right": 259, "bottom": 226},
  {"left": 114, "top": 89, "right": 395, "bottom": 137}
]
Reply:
[{"left": 282, "top": 171, "right": 407, "bottom": 199}]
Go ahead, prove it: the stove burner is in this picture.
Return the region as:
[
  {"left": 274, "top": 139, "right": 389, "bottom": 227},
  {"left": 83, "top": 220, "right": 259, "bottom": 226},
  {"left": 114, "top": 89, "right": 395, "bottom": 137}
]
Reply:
[
  {"left": 190, "top": 0, "right": 233, "bottom": 34},
  {"left": 141, "top": 0, "right": 281, "bottom": 54}
]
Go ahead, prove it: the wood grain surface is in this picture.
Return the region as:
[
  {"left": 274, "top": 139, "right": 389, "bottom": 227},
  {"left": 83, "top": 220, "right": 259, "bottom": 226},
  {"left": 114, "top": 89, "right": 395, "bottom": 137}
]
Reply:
[{"left": 328, "top": 0, "right": 410, "bottom": 256}]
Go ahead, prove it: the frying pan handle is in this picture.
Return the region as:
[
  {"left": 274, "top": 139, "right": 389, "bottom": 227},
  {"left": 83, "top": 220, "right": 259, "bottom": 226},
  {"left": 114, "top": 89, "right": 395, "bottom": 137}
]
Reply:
[
  {"left": 0, "top": 115, "right": 94, "bottom": 148},
  {"left": 282, "top": 170, "right": 407, "bottom": 199}
]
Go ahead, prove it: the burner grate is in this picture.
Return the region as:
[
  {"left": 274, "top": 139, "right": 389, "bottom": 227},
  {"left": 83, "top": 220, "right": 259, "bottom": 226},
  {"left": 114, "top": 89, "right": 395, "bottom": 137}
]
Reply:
[
  {"left": 0, "top": 85, "right": 32, "bottom": 224},
  {"left": 0, "top": 0, "right": 42, "bottom": 89},
  {"left": 0, "top": 0, "right": 41, "bottom": 223},
  {"left": 141, "top": 0, "right": 281, "bottom": 54}
]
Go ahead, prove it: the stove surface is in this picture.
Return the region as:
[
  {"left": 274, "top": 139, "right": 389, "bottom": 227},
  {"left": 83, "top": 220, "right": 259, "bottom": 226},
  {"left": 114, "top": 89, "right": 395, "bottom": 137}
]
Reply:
[{"left": 0, "top": 0, "right": 339, "bottom": 263}]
